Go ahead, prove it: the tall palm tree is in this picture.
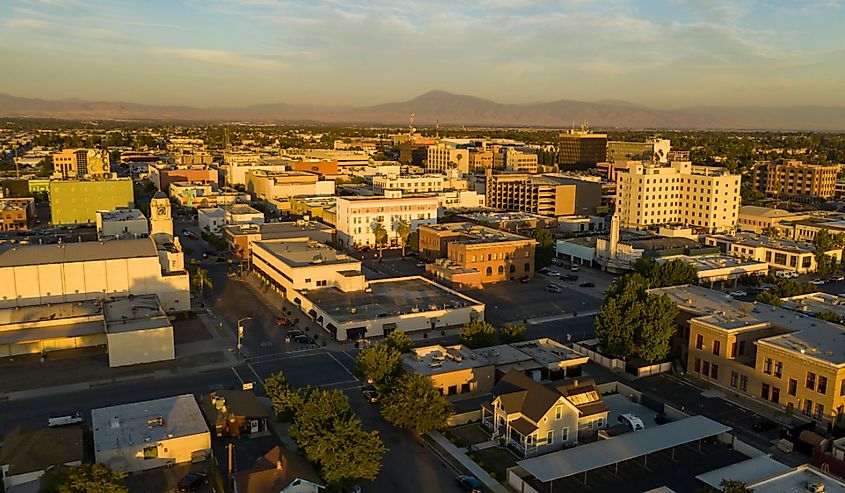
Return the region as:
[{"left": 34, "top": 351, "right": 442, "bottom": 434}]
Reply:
[
  {"left": 192, "top": 267, "right": 213, "bottom": 302},
  {"left": 372, "top": 222, "right": 388, "bottom": 259},
  {"left": 396, "top": 218, "right": 411, "bottom": 256}
]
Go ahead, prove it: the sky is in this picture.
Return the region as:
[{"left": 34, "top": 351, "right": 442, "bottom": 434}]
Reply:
[{"left": 1, "top": 0, "right": 844, "bottom": 108}]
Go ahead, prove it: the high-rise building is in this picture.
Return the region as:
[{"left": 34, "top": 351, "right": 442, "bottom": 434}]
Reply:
[
  {"left": 484, "top": 170, "right": 601, "bottom": 217},
  {"left": 606, "top": 138, "right": 670, "bottom": 163},
  {"left": 557, "top": 129, "right": 607, "bottom": 168},
  {"left": 752, "top": 160, "right": 839, "bottom": 200},
  {"left": 426, "top": 141, "right": 470, "bottom": 173},
  {"left": 49, "top": 178, "right": 135, "bottom": 225},
  {"left": 335, "top": 193, "right": 439, "bottom": 248},
  {"left": 493, "top": 147, "right": 539, "bottom": 173},
  {"left": 52, "top": 149, "right": 111, "bottom": 179},
  {"left": 616, "top": 161, "right": 740, "bottom": 233}
]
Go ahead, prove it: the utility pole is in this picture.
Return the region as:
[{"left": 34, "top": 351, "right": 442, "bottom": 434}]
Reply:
[{"left": 237, "top": 316, "right": 251, "bottom": 352}]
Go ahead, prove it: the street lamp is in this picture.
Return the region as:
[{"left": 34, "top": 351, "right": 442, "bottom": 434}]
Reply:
[{"left": 236, "top": 317, "right": 251, "bottom": 352}]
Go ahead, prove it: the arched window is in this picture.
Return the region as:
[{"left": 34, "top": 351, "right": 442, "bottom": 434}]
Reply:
[
  {"left": 509, "top": 264, "right": 515, "bottom": 273},
  {"left": 486, "top": 267, "right": 492, "bottom": 276},
  {"left": 524, "top": 263, "right": 530, "bottom": 272},
  {"left": 497, "top": 265, "right": 504, "bottom": 275}
]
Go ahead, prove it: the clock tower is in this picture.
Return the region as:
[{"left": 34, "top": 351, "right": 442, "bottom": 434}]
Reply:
[{"left": 150, "top": 191, "right": 173, "bottom": 237}]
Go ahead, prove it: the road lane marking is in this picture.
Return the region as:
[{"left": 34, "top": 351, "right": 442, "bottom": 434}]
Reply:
[
  {"left": 231, "top": 367, "right": 244, "bottom": 385},
  {"left": 326, "top": 351, "right": 358, "bottom": 380},
  {"left": 247, "top": 363, "right": 265, "bottom": 386},
  {"left": 320, "top": 379, "right": 360, "bottom": 389}
]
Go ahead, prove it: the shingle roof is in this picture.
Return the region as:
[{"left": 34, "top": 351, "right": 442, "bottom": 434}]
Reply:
[
  {"left": 556, "top": 379, "right": 609, "bottom": 417},
  {"left": 233, "top": 446, "right": 323, "bottom": 493},
  {"left": 0, "top": 425, "right": 83, "bottom": 476},
  {"left": 492, "top": 371, "right": 562, "bottom": 423}
]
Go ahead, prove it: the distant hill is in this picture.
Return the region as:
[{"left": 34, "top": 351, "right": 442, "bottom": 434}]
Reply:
[{"left": 1, "top": 90, "right": 844, "bottom": 130}]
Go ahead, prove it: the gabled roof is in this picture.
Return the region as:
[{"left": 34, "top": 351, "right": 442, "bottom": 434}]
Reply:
[
  {"left": 556, "top": 379, "right": 608, "bottom": 417},
  {"left": 210, "top": 390, "right": 269, "bottom": 419},
  {"left": 0, "top": 425, "right": 83, "bottom": 476},
  {"left": 233, "top": 446, "right": 323, "bottom": 493},
  {"left": 492, "top": 371, "right": 563, "bottom": 423}
]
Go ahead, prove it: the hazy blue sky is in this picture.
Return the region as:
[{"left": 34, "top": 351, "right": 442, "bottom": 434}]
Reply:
[{"left": 1, "top": 0, "right": 844, "bottom": 108}]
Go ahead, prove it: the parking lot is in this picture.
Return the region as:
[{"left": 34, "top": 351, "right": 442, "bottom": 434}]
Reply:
[{"left": 242, "top": 350, "right": 359, "bottom": 390}]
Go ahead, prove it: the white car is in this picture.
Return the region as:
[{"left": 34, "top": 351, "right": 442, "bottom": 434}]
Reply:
[
  {"left": 809, "top": 279, "right": 826, "bottom": 286},
  {"left": 416, "top": 262, "right": 426, "bottom": 268},
  {"left": 571, "top": 265, "right": 580, "bottom": 272},
  {"left": 729, "top": 290, "right": 748, "bottom": 297},
  {"left": 546, "top": 270, "right": 561, "bottom": 277},
  {"left": 49, "top": 412, "right": 83, "bottom": 427},
  {"left": 618, "top": 413, "right": 645, "bottom": 431}
]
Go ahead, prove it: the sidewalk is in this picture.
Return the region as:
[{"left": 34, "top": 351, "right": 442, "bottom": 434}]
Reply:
[{"left": 428, "top": 431, "right": 510, "bottom": 493}]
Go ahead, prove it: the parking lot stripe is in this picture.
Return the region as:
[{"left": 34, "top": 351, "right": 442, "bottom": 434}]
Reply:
[{"left": 321, "top": 379, "right": 360, "bottom": 389}]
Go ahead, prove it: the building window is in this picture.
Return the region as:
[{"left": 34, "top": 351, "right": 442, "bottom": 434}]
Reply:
[
  {"left": 771, "top": 387, "right": 780, "bottom": 403},
  {"left": 761, "top": 383, "right": 770, "bottom": 400},
  {"left": 740, "top": 375, "right": 748, "bottom": 391},
  {"left": 763, "top": 358, "right": 772, "bottom": 374},
  {"left": 730, "top": 371, "right": 738, "bottom": 388},
  {"left": 814, "top": 403, "right": 824, "bottom": 420},
  {"left": 693, "top": 358, "right": 701, "bottom": 373},
  {"left": 840, "top": 380, "right": 845, "bottom": 396},
  {"left": 788, "top": 379, "right": 797, "bottom": 396},
  {"left": 774, "top": 361, "right": 782, "bottom": 378},
  {"left": 546, "top": 430, "right": 554, "bottom": 445},
  {"left": 730, "top": 342, "right": 737, "bottom": 358},
  {"left": 561, "top": 427, "right": 569, "bottom": 442},
  {"left": 807, "top": 372, "right": 816, "bottom": 390},
  {"left": 143, "top": 445, "right": 158, "bottom": 459},
  {"left": 486, "top": 267, "right": 492, "bottom": 276},
  {"left": 498, "top": 265, "right": 504, "bottom": 275},
  {"left": 555, "top": 405, "right": 562, "bottom": 420},
  {"left": 695, "top": 335, "right": 704, "bottom": 350},
  {"left": 818, "top": 376, "right": 828, "bottom": 394},
  {"left": 712, "top": 340, "right": 721, "bottom": 356},
  {"left": 711, "top": 364, "right": 719, "bottom": 380},
  {"left": 702, "top": 361, "right": 710, "bottom": 376},
  {"left": 803, "top": 399, "right": 813, "bottom": 416}
]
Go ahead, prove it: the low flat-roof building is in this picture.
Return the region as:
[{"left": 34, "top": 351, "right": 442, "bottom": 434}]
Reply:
[
  {"left": 403, "top": 338, "right": 587, "bottom": 399},
  {"left": 653, "top": 284, "right": 845, "bottom": 426},
  {"left": 455, "top": 211, "right": 557, "bottom": 235},
  {"left": 0, "top": 197, "right": 36, "bottom": 231},
  {"left": 596, "top": 217, "right": 708, "bottom": 272},
  {"left": 198, "top": 204, "right": 264, "bottom": 236},
  {"left": 92, "top": 394, "right": 211, "bottom": 473},
  {"left": 419, "top": 222, "right": 536, "bottom": 287},
  {"left": 0, "top": 295, "right": 175, "bottom": 366},
  {"left": 658, "top": 254, "right": 769, "bottom": 282},
  {"left": 287, "top": 196, "right": 337, "bottom": 224},
  {"left": 244, "top": 169, "right": 335, "bottom": 200},
  {"left": 170, "top": 181, "right": 249, "bottom": 208},
  {"left": 704, "top": 232, "right": 841, "bottom": 274},
  {"left": 0, "top": 426, "right": 83, "bottom": 492},
  {"left": 223, "top": 220, "right": 335, "bottom": 261},
  {"left": 737, "top": 205, "right": 808, "bottom": 235},
  {"left": 96, "top": 208, "right": 149, "bottom": 239},
  {"left": 148, "top": 163, "right": 218, "bottom": 192}
]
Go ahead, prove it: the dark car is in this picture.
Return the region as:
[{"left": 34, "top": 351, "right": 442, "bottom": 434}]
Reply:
[
  {"left": 560, "top": 274, "right": 578, "bottom": 281},
  {"left": 456, "top": 475, "right": 483, "bottom": 493},
  {"left": 294, "top": 335, "right": 315, "bottom": 345},
  {"left": 752, "top": 419, "right": 778, "bottom": 432},
  {"left": 579, "top": 282, "right": 595, "bottom": 288},
  {"left": 177, "top": 472, "right": 207, "bottom": 492}
]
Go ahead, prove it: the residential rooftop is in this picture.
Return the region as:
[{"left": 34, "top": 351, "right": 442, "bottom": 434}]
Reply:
[
  {"left": 92, "top": 394, "right": 209, "bottom": 455},
  {"left": 652, "top": 285, "right": 845, "bottom": 365},
  {"left": 304, "top": 276, "right": 483, "bottom": 324},
  {"left": 253, "top": 239, "right": 358, "bottom": 268}
]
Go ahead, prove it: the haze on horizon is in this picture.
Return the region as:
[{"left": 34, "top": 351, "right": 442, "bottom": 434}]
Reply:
[{"left": 1, "top": 0, "right": 844, "bottom": 110}]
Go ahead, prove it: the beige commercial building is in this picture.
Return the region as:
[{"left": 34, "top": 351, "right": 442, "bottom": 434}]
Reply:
[
  {"left": 198, "top": 204, "right": 264, "bottom": 236},
  {"left": 704, "top": 233, "right": 841, "bottom": 274},
  {"left": 373, "top": 174, "right": 446, "bottom": 194},
  {"left": 655, "top": 285, "right": 845, "bottom": 426},
  {"left": 96, "top": 208, "right": 149, "bottom": 239},
  {"left": 52, "top": 148, "right": 111, "bottom": 179},
  {"left": 0, "top": 295, "right": 175, "bottom": 366},
  {"left": 93, "top": 394, "right": 211, "bottom": 473},
  {"left": 335, "top": 194, "right": 439, "bottom": 249},
  {"left": 737, "top": 206, "right": 808, "bottom": 235},
  {"left": 418, "top": 222, "right": 536, "bottom": 288},
  {"left": 752, "top": 160, "right": 839, "bottom": 200},
  {"left": 244, "top": 169, "right": 335, "bottom": 200},
  {"left": 223, "top": 220, "right": 335, "bottom": 262},
  {"left": 427, "top": 142, "right": 470, "bottom": 173},
  {"left": 616, "top": 161, "right": 740, "bottom": 233},
  {"left": 250, "top": 240, "right": 484, "bottom": 342},
  {"left": 485, "top": 170, "right": 602, "bottom": 217},
  {"left": 494, "top": 147, "right": 539, "bottom": 173},
  {"left": 169, "top": 181, "right": 248, "bottom": 208}
]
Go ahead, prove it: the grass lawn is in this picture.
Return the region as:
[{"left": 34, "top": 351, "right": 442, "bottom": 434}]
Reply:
[
  {"left": 446, "top": 423, "right": 490, "bottom": 447},
  {"left": 468, "top": 446, "right": 520, "bottom": 480}
]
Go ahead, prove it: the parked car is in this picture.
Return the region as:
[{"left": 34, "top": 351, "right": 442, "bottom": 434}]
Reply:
[
  {"left": 456, "top": 475, "right": 483, "bottom": 493},
  {"left": 560, "top": 274, "right": 578, "bottom": 281},
  {"left": 618, "top": 413, "right": 645, "bottom": 431},
  {"left": 177, "top": 472, "right": 207, "bottom": 492},
  {"left": 361, "top": 386, "right": 379, "bottom": 403},
  {"left": 809, "top": 279, "right": 826, "bottom": 285},
  {"left": 570, "top": 265, "right": 580, "bottom": 272},
  {"left": 830, "top": 275, "right": 845, "bottom": 282},
  {"left": 544, "top": 284, "right": 562, "bottom": 293},
  {"left": 546, "top": 270, "right": 561, "bottom": 277},
  {"left": 276, "top": 317, "right": 298, "bottom": 327},
  {"left": 294, "top": 335, "right": 315, "bottom": 345},
  {"left": 729, "top": 290, "right": 748, "bottom": 297},
  {"left": 520, "top": 277, "right": 530, "bottom": 283},
  {"left": 416, "top": 262, "right": 426, "bottom": 268},
  {"left": 579, "top": 282, "right": 595, "bottom": 288},
  {"left": 752, "top": 418, "right": 778, "bottom": 432},
  {"left": 48, "top": 412, "right": 83, "bottom": 428}
]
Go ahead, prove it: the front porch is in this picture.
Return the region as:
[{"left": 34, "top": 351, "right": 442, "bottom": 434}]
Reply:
[{"left": 481, "top": 404, "right": 538, "bottom": 457}]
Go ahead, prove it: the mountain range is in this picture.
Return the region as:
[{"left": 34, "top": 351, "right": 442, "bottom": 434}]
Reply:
[{"left": 1, "top": 90, "right": 844, "bottom": 131}]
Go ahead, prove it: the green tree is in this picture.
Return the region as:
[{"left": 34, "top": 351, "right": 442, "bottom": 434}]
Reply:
[
  {"left": 500, "top": 323, "right": 526, "bottom": 344},
  {"left": 459, "top": 320, "right": 497, "bottom": 349},
  {"left": 532, "top": 229, "right": 555, "bottom": 268},
  {"left": 755, "top": 290, "right": 783, "bottom": 306},
  {"left": 40, "top": 464, "right": 127, "bottom": 493},
  {"left": 264, "top": 371, "right": 304, "bottom": 421},
  {"left": 372, "top": 222, "right": 388, "bottom": 259},
  {"left": 396, "top": 218, "right": 411, "bottom": 256},
  {"left": 384, "top": 330, "right": 414, "bottom": 353},
  {"left": 633, "top": 258, "right": 698, "bottom": 288},
  {"left": 407, "top": 231, "right": 419, "bottom": 253},
  {"left": 816, "top": 311, "right": 843, "bottom": 324},
  {"left": 761, "top": 226, "right": 780, "bottom": 238},
  {"left": 355, "top": 344, "right": 402, "bottom": 386},
  {"left": 191, "top": 266, "right": 213, "bottom": 300},
  {"left": 634, "top": 294, "right": 679, "bottom": 363},
  {"left": 699, "top": 479, "right": 754, "bottom": 493},
  {"left": 289, "top": 388, "right": 385, "bottom": 486},
  {"left": 380, "top": 373, "right": 452, "bottom": 435}
]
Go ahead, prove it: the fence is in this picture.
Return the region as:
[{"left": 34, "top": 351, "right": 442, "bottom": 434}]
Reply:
[
  {"left": 633, "top": 361, "right": 672, "bottom": 377},
  {"left": 507, "top": 467, "right": 542, "bottom": 493},
  {"left": 448, "top": 409, "right": 481, "bottom": 427},
  {"left": 571, "top": 340, "right": 625, "bottom": 371}
]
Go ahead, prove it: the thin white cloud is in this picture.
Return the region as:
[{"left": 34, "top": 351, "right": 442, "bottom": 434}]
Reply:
[{"left": 153, "top": 47, "right": 288, "bottom": 69}]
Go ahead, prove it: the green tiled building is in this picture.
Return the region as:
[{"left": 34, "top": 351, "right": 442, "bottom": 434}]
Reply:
[{"left": 49, "top": 179, "right": 135, "bottom": 225}]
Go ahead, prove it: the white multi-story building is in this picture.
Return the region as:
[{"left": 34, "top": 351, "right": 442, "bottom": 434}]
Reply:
[
  {"left": 373, "top": 174, "right": 446, "bottom": 194},
  {"left": 335, "top": 193, "right": 439, "bottom": 248},
  {"left": 198, "top": 204, "right": 264, "bottom": 236},
  {"left": 616, "top": 161, "right": 740, "bottom": 233},
  {"left": 96, "top": 208, "right": 149, "bottom": 239},
  {"left": 244, "top": 169, "right": 335, "bottom": 200},
  {"left": 427, "top": 141, "right": 470, "bottom": 173}
]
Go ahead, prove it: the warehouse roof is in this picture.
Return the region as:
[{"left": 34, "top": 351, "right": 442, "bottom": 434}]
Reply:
[{"left": 0, "top": 238, "right": 156, "bottom": 267}]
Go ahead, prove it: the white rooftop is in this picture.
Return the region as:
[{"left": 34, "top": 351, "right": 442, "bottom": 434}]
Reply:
[
  {"left": 92, "top": 394, "right": 209, "bottom": 454},
  {"left": 695, "top": 455, "right": 791, "bottom": 488},
  {"left": 750, "top": 465, "right": 845, "bottom": 493}
]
